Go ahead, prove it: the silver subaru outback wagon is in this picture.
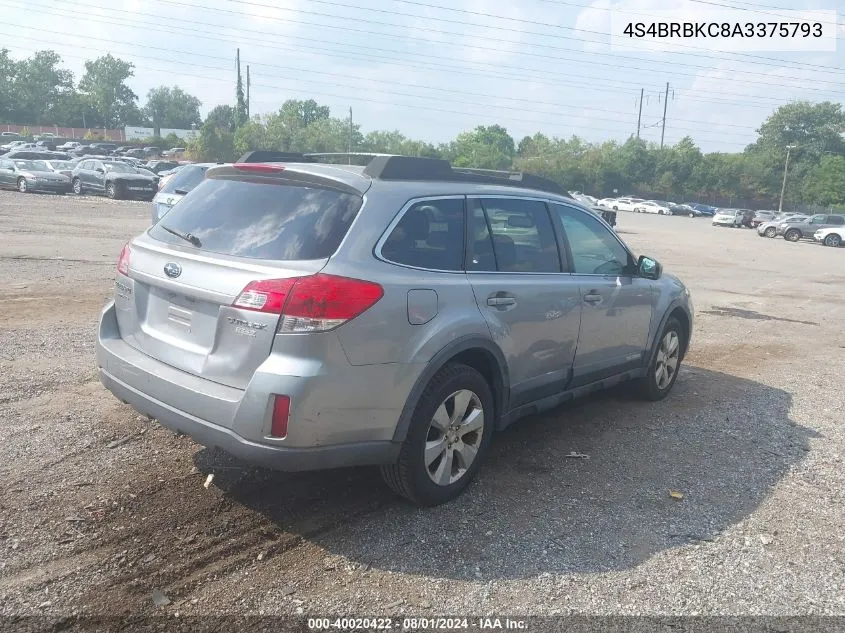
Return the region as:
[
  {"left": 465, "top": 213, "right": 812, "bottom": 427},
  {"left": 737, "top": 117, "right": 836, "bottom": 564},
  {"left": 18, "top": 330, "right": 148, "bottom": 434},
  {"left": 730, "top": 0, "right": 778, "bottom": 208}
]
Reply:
[{"left": 97, "top": 154, "right": 693, "bottom": 506}]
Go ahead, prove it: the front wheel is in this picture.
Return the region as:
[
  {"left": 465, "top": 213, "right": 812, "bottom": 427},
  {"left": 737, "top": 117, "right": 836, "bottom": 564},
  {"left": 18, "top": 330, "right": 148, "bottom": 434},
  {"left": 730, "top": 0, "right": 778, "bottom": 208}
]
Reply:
[
  {"left": 784, "top": 229, "right": 802, "bottom": 242},
  {"left": 106, "top": 182, "right": 120, "bottom": 199},
  {"left": 824, "top": 233, "right": 842, "bottom": 247},
  {"left": 635, "top": 317, "right": 684, "bottom": 402},
  {"left": 72, "top": 178, "right": 82, "bottom": 195},
  {"left": 764, "top": 227, "right": 777, "bottom": 238},
  {"left": 17, "top": 178, "right": 28, "bottom": 193},
  {"left": 381, "top": 364, "right": 494, "bottom": 506}
]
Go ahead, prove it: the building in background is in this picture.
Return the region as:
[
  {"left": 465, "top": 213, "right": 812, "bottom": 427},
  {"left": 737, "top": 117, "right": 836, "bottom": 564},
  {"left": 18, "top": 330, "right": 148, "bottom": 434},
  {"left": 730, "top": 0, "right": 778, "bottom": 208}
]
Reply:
[{"left": 124, "top": 127, "right": 198, "bottom": 141}]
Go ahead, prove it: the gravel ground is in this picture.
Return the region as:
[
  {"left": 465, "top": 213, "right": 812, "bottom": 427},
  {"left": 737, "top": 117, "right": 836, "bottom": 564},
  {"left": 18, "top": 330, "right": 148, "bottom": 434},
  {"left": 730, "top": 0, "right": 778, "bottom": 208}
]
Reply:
[{"left": 0, "top": 191, "right": 843, "bottom": 622}]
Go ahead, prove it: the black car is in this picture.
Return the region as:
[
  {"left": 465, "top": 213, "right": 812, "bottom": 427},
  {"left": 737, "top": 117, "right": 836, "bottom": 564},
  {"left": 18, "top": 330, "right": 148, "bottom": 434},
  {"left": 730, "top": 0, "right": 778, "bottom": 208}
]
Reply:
[
  {"left": 145, "top": 160, "right": 180, "bottom": 174},
  {"left": 5, "top": 150, "right": 72, "bottom": 161},
  {"left": 88, "top": 143, "right": 118, "bottom": 155},
  {"left": 71, "top": 158, "right": 158, "bottom": 200}
]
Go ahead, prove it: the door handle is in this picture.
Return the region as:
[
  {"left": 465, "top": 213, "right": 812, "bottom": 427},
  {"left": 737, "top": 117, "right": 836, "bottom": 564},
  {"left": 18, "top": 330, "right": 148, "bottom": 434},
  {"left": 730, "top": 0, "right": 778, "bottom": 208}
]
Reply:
[
  {"left": 487, "top": 296, "right": 516, "bottom": 307},
  {"left": 583, "top": 292, "right": 602, "bottom": 304}
]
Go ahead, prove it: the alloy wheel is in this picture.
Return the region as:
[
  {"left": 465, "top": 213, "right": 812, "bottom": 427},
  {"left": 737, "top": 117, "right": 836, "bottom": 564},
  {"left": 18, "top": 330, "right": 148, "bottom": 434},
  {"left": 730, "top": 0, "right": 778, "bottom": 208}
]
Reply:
[
  {"left": 424, "top": 389, "right": 484, "bottom": 486},
  {"left": 655, "top": 330, "right": 680, "bottom": 390}
]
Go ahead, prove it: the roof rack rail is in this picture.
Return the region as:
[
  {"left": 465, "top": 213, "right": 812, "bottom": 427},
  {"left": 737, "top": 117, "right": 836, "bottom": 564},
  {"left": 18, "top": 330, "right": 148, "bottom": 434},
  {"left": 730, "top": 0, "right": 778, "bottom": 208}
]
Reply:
[{"left": 363, "top": 155, "right": 570, "bottom": 197}]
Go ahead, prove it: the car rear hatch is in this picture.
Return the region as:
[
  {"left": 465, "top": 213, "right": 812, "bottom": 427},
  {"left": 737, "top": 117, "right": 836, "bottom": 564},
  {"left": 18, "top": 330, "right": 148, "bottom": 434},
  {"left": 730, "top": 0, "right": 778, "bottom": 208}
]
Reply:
[{"left": 114, "top": 163, "right": 372, "bottom": 390}]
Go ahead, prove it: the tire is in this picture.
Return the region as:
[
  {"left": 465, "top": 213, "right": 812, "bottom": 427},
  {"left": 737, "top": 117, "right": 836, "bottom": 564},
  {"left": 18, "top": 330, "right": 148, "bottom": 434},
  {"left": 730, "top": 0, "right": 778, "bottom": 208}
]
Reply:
[
  {"left": 17, "top": 178, "right": 28, "bottom": 193},
  {"left": 635, "top": 317, "right": 685, "bottom": 402},
  {"left": 72, "top": 178, "right": 82, "bottom": 195},
  {"left": 381, "top": 363, "right": 494, "bottom": 506},
  {"left": 784, "top": 229, "right": 802, "bottom": 242},
  {"left": 824, "top": 233, "right": 842, "bottom": 247},
  {"left": 689, "top": 212, "right": 695, "bottom": 218},
  {"left": 764, "top": 226, "right": 777, "bottom": 238},
  {"left": 106, "top": 182, "right": 120, "bottom": 200}
]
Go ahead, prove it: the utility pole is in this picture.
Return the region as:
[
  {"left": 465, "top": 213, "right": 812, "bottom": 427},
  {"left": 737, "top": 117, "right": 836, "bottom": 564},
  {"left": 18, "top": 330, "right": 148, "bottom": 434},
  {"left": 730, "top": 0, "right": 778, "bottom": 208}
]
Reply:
[
  {"left": 660, "top": 82, "right": 669, "bottom": 148},
  {"left": 636, "top": 88, "right": 644, "bottom": 139},
  {"left": 348, "top": 107, "right": 353, "bottom": 164},
  {"left": 778, "top": 145, "right": 795, "bottom": 213},
  {"left": 246, "top": 65, "right": 251, "bottom": 118}
]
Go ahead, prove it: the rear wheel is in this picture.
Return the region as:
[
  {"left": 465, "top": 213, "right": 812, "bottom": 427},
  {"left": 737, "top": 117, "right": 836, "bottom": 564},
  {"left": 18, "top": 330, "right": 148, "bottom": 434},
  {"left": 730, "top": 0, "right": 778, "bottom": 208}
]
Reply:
[
  {"left": 689, "top": 212, "right": 695, "bottom": 218},
  {"left": 635, "top": 317, "right": 684, "bottom": 402},
  {"left": 764, "top": 226, "right": 777, "bottom": 238},
  {"left": 381, "top": 364, "right": 494, "bottom": 506},
  {"left": 17, "top": 178, "right": 28, "bottom": 193},
  {"left": 824, "top": 233, "right": 842, "bottom": 247},
  {"left": 785, "top": 228, "right": 802, "bottom": 242},
  {"left": 72, "top": 178, "right": 82, "bottom": 195}
]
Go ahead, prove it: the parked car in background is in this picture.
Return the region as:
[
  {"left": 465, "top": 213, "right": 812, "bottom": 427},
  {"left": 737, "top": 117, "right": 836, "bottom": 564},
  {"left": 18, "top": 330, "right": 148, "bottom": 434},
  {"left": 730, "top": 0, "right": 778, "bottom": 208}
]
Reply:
[
  {"left": 570, "top": 192, "right": 598, "bottom": 206},
  {"left": 611, "top": 197, "right": 645, "bottom": 212},
  {"left": 96, "top": 155, "right": 692, "bottom": 506},
  {"left": 56, "top": 141, "right": 81, "bottom": 151},
  {"left": 0, "top": 131, "right": 21, "bottom": 138},
  {"left": 757, "top": 215, "right": 806, "bottom": 238},
  {"left": 0, "top": 158, "right": 71, "bottom": 193},
  {"left": 669, "top": 203, "right": 697, "bottom": 217},
  {"left": 145, "top": 160, "right": 180, "bottom": 174},
  {"left": 150, "top": 162, "right": 216, "bottom": 223},
  {"left": 634, "top": 200, "right": 672, "bottom": 215},
  {"left": 143, "top": 146, "right": 162, "bottom": 157},
  {"left": 597, "top": 197, "right": 617, "bottom": 208},
  {"left": 162, "top": 147, "right": 186, "bottom": 157},
  {"left": 0, "top": 140, "right": 27, "bottom": 153},
  {"left": 124, "top": 148, "right": 147, "bottom": 159},
  {"left": 43, "top": 160, "right": 77, "bottom": 179},
  {"left": 6, "top": 150, "right": 72, "bottom": 161},
  {"left": 712, "top": 208, "right": 754, "bottom": 228},
  {"left": 749, "top": 210, "right": 777, "bottom": 228},
  {"left": 813, "top": 226, "right": 844, "bottom": 247},
  {"left": 689, "top": 203, "right": 717, "bottom": 217},
  {"left": 71, "top": 159, "right": 158, "bottom": 200},
  {"left": 778, "top": 214, "right": 845, "bottom": 242}
]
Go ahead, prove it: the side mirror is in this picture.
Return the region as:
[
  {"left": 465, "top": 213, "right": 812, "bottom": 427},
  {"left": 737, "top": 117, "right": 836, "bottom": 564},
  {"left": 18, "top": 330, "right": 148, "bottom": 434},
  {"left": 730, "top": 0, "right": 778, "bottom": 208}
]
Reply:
[
  {"left": 638, "top": 255, "right": 662, "bottom": 280},
  {"left": 95, "top": 167, "right": 104, "bottom": 174}
]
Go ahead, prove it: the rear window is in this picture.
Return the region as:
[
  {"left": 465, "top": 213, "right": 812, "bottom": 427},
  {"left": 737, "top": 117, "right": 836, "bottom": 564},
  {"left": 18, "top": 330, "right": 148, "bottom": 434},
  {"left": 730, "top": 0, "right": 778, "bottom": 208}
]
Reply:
[
  {"left": 160, "top": 165, "right": 209, "bottom": 194},
  {"left": 148, "top": 178, "right": 363, "bottom": 260}
]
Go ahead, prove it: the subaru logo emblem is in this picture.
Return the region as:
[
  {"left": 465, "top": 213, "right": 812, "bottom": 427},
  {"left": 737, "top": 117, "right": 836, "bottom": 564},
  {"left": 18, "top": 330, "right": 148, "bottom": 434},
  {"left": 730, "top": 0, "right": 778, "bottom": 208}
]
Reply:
[{"left": 163, "top": 262, "right": 182, "bottom": 278}]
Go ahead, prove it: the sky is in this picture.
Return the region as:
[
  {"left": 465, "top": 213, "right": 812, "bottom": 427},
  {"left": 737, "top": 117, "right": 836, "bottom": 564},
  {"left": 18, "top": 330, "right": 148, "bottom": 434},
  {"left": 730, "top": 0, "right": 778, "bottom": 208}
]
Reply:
[{"left": 2, "top": 0, "right": 844, "bottom": 152}]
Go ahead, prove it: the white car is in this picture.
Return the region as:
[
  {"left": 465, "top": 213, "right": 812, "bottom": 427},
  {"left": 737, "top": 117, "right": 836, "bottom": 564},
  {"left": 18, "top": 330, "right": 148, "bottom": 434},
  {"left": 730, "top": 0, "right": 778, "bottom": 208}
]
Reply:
[
  {"left": 814, "top": 226, "right": 844, "bottom": 247},
  {"left": 611, "top": 197, "right": 645, "bottom": 212},
  {"left": 634, "top": 200, "right": 671, "bottom": 215},
  {"left": 597, "top": 197, "right": 617, "bottom": 208}
]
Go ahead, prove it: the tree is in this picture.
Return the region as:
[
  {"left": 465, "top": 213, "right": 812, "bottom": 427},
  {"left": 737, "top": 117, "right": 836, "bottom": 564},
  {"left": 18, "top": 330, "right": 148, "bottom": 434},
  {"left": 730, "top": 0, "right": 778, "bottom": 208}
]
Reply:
[
  {"left": 233, "top": 116, "right": 272, "bottom": 154},
  {"left": 802, "top": 155, "right": 845, "bottom": 207},
  {"left": 205, "top": 105, "right": 236, "bottom": 133},
  {"left": 451, "top": 125, "right": 515, "bottom": 169},
  {"left": 14, "top": 50, "right": 74, "bottom": 125},
  {"left": 187, "top": 121, "right": 235, "bottom": 162},
  {"left": 278, "top": 99, "right": 331, "bottom": 129},
  {"left": 749, "top": 101, "right": 845, "bottom": 159},
  {"left": 235, "top": 62, "right": 247, "bottom": 128},
  {"left": 0, "top": 49, "right": 19, "bottom": 122},
  {"left": 143, "top": 86, "right": 202, "bottom": 136},
  {"left": 78, "top": 55, "right": 137, "bottom": 128}
]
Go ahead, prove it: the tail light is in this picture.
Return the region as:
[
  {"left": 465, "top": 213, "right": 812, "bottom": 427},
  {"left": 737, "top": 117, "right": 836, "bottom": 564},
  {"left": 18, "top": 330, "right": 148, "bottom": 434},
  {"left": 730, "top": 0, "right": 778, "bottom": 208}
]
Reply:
[
  {"left": 270, "top": 395, "right": 290, "bottom": 438},
  {"left": 117, "top": 243, "right": 131, "bottom": 275},
  {"left": 232, "top": 273, "right": 383, "bottom": 333},
  {"left": 233, "top": 163, "right": 286, "bottom": 174}
]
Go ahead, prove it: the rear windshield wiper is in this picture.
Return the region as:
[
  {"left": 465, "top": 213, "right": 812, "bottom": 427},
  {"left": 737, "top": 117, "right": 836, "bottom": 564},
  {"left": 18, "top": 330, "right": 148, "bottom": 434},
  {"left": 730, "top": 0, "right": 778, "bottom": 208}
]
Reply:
[
  {"left": 159, "top": 224, "right": 201, "bottom": 248},
  {"left": 173, "top": 188, "right": 189, "bottom": 195}
]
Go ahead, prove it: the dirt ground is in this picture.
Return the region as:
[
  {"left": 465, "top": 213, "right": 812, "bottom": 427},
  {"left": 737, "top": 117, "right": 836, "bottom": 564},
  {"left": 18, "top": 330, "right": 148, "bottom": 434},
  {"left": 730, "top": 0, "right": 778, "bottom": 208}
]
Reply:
[{"left": 1, "top": 191, "right": 843, "bottom": 624}]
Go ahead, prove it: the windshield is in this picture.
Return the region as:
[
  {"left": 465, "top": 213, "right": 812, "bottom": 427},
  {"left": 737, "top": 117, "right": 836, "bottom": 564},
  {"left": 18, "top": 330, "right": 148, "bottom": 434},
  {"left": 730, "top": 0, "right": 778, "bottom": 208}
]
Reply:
[
  {"left": 103, "top": 162, "right": 136, "bottom": 174},
  {"left": 160, "top": 165, "right": 209, "bottom": 194},
  {"left": 13, "top": 160, "right": 45, "bottom": 170}
]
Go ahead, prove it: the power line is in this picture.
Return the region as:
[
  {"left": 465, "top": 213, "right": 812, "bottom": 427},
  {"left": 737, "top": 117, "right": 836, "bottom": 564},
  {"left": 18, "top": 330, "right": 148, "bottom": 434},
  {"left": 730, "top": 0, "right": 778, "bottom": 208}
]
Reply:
[
  {"left": 686, "top": 0, "right": 844, "bottom": 26},
  {"left": 0, "top": 26, "right": 774, "bottom": 137},
  {"left": 141, "top": 0, "right": 845, "bottom": 91},
  {"left": 9, "top": 0, "right": 812, "bottom": 110},
  {"left": 2, "top": 37, "right": 752, "bottom": 149}
]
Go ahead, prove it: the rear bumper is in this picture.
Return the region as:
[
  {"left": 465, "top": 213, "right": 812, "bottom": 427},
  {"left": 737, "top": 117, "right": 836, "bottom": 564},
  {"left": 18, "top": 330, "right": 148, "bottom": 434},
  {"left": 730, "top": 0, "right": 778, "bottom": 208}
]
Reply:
[{"left": 96, "top": 302, "right": 409, "bottom": 471}]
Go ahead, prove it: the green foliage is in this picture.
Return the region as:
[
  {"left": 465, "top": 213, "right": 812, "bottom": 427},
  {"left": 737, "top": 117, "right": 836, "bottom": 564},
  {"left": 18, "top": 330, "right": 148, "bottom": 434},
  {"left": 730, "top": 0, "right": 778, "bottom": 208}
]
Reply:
[
  {"left": 78, "top": 54, "right": 137, "bottom": 128},
  {"left": 802, "top": 155, "right": 845, "bottom": 207},
  {"left": 450, "top": 125, "right": 515, "bottom": 169},
  {"left": 187, "top": 122, "right": 235, "bottom": 162},
  {"left": 205, "top": 105, "right": 236, "bottom": 133},
  {"left": 143, "top": 86, "right": 202, "bottom": 135}
]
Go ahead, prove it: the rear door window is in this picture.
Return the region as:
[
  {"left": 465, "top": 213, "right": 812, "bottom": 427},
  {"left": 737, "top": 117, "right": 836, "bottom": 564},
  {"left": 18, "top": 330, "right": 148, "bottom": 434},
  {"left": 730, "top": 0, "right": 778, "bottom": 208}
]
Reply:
[
  {"left": 826, "top": 215, "right": 844, "bottom": 225},
  {"left": 148, "top": 178, "right": 363, "bottom": 260},
  {"left": 474, "top": 198, "right": 561, "bottom": 273},
  {"left": 380, "top": 198, "right": 465, "bottom": 271}
]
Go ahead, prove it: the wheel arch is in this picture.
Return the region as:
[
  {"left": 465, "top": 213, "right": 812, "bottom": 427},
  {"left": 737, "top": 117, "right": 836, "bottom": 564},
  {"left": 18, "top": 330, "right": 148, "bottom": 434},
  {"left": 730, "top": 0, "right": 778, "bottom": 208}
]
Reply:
[
  {"left": 647, "top": 301, "right": 692, "bottom": 368},
  {"left": 391, "top": 336, "right": 508, "bottom": 442}
]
